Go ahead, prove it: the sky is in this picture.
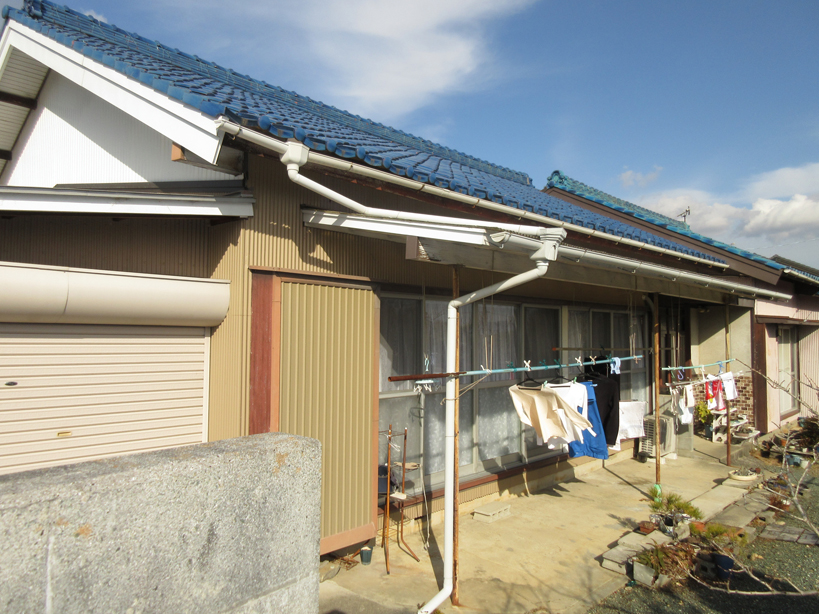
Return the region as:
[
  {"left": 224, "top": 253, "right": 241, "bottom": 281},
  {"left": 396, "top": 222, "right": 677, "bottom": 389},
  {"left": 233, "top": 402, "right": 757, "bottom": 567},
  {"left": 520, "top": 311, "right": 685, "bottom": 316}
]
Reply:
[{"left": 15, "top": 1, "right": 819, "bottom": 268}]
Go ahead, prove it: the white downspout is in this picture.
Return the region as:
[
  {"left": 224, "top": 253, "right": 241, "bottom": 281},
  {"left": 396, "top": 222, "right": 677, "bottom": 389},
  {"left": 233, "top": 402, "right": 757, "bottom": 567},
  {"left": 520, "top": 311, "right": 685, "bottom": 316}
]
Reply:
[{"left": 418, "top": 229, "right": 565, "bottom": 614}]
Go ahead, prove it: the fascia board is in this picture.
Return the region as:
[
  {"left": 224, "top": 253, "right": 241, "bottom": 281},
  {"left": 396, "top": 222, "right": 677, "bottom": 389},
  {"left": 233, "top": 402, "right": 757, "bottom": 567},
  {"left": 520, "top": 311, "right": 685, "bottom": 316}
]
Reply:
[
  {"left": 1, "top": 23, "right": 223, "bottom": 163},
  {"left": 0, "top": 190, "right": 254, "bottom": 217}
]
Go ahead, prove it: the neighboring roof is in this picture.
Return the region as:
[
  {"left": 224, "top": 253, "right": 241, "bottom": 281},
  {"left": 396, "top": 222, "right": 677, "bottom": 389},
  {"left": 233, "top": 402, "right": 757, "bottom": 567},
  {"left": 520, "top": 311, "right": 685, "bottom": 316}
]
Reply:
[
  {"left": 546, "top": 169, "right": 785, "bottom": 271},
  {"left": 771, "top": 255, "right": 819, "bottom": 285},
  {"left": 547, "top": 171, "right": 689, "bottom": 231},
  {"left": 2, "top": 1, "right": 725, "bottom": 264}
]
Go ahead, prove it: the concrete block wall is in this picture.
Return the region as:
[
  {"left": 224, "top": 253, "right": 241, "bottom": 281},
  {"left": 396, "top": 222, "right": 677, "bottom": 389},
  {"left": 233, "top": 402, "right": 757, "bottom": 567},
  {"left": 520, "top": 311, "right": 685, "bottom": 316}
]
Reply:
[{"left": 0, "top": 433, "right": 321, "bottom": 614}]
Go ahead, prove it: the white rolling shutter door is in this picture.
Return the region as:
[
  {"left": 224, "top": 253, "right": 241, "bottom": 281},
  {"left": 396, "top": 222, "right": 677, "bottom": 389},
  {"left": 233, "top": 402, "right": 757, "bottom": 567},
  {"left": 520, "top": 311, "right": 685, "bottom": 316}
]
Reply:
[{"left": 0, "top": 324, "right": 208, "bottom": 475}]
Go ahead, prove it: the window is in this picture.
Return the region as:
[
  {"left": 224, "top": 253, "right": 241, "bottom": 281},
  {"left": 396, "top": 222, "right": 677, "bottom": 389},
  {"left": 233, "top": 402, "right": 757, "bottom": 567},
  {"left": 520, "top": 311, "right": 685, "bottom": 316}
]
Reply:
[
  {"left": 378, "top": 294, "right": 649, "bottom": 492},
  {"left": 565, "top": 308, "right": 648, "bottom": 402}
]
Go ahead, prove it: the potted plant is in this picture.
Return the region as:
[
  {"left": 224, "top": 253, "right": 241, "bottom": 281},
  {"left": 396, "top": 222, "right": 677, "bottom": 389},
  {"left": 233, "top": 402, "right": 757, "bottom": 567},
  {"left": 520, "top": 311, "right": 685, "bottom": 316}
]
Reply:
[
  {"left": 648, "top": 486, "right": 703, "bottom": 536},
  {"left": 695, "top": 401, "right": 712, "bottom": 437}
]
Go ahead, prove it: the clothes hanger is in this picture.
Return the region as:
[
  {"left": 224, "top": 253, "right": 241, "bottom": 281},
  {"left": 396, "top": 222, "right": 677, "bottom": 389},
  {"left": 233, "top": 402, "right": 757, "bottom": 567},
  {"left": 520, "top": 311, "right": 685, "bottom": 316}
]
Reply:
[{"left": 518, "top": 371, "right": 544, "bottom": 388}]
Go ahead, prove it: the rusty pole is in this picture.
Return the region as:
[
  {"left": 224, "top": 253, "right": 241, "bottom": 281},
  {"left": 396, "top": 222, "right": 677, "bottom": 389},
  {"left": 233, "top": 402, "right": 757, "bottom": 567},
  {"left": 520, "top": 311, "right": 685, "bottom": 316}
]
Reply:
[
  {"left": 654, "top": 293, "right": 661, "bottom": 485},
  {"left": 725, "top": 302, "right": 732, "bottom": 467},
  {"left": 451, "top": 267, "right": 461, "bottom": 605}
]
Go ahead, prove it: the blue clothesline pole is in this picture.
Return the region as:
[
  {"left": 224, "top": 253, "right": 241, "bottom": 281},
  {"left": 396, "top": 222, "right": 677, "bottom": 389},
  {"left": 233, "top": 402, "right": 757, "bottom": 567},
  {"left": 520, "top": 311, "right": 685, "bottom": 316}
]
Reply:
[
  {"left": 661, "top": 358, "right": 734, "bottom": 372},
  {"left": 459, "top": 355, "right": 643, "bottom": 378},
  {"left": 396, "top": 355, "right": 644, "bottom": 383}
]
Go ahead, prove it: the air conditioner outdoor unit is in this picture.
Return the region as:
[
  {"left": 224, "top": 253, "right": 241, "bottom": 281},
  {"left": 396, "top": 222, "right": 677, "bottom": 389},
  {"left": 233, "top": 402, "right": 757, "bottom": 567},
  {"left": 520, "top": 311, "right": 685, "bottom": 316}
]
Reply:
[{"left": 640, "top": 415, "right": 676, "bottom": 458}]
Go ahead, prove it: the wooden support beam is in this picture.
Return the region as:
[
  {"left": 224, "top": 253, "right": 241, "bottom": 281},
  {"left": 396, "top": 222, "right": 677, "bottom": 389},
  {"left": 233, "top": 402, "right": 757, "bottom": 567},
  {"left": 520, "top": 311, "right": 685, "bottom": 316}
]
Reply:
[
  {"left": 0, "top": 91, "right": 36, "bottom": 110},
  {"left": 171, "top": 142, "right": 243, "bottom": 176}
]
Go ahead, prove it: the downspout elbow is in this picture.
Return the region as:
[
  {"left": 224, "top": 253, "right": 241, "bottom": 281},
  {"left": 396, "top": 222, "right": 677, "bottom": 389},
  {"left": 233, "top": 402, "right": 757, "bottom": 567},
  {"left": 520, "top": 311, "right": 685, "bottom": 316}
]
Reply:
[{"left": 418, "top": 581, "right": 453, "bottom": 614}]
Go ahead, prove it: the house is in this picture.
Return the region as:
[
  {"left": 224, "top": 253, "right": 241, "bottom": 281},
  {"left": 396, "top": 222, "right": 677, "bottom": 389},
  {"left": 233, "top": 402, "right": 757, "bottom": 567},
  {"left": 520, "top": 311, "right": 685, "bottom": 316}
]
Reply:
[
  {"left": 545, "top": 172, "right": 819, "bottom": 435},
  {"left": 1, "top": 1, "right": 815, "bottom": 556}
]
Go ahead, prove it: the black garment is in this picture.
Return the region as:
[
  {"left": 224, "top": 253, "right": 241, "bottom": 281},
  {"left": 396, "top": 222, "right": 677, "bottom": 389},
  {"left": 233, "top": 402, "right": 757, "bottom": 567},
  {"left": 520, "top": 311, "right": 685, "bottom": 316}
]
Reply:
[{"left": 579, "top": 371, "right": 620, "bottom": 446}]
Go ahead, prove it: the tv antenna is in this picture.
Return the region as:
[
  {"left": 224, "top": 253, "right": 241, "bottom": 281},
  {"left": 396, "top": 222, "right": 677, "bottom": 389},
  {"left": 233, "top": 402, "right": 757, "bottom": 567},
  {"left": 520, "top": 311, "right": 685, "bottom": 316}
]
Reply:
[{"left": 677, "top": 207, "right": 691, "bottom": 224}]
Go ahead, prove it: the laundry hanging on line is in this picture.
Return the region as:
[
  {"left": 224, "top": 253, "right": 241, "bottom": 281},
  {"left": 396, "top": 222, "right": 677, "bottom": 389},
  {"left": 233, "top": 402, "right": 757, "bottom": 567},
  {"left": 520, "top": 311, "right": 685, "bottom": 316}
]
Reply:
[
  {"left": 508, "top": 385, "right": 594, "bottom": 450},
  {"left": 667, "top": 371, "right": 739, "bottom": 422},
  {"left": 565, "top": 381, "right": 609, "bottom": 460}
]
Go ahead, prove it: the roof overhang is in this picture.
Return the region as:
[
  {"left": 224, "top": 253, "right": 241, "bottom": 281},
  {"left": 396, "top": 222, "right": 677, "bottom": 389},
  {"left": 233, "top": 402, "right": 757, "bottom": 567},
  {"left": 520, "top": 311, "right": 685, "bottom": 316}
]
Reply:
[
  {"left": 0, "top": 20, "right": 225, "bottom": 166},
  {"left": 303, "top": 209, "right": 792, "bottom": 302},
  {"left": 0, "top": 186, "right": 254, "bottom": 217}
]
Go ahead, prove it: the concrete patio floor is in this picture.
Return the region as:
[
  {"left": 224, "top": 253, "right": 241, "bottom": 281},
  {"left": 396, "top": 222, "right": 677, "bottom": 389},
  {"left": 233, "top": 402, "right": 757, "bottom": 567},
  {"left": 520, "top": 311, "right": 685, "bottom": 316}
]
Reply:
[{"left": 320, "top": 440, "right": 750, "bottom": 614}]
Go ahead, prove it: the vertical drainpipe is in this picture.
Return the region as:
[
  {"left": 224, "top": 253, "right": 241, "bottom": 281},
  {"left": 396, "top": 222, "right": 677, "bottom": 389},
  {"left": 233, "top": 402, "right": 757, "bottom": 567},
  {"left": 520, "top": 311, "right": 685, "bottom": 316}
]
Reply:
[{"left": 418, "top": 230, "right": 566, "bottom": 614}]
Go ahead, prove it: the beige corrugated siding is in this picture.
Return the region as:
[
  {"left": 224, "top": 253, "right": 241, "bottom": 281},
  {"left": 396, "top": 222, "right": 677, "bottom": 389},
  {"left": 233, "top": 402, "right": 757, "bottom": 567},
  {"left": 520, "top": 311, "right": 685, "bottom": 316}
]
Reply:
[
  {"left": 798, "top": 326, "right": 819, "bottom": 417},
  {"left": 0, "top": 215, "right": 209, "bottom": 277},
  {"left": 279, "top": 282, "right": 375, "bottom": 540},
  {"left": 0, "top": 324, "right": 207, "bottom": 475}
]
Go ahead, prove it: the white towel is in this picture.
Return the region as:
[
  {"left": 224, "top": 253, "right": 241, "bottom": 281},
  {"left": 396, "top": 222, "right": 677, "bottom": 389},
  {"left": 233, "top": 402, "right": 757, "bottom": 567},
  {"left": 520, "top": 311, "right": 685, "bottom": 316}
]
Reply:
[
  {"left": 684, "top": 384, "right": 695, "bottom": 408},
  {"left": 616, "top": 401, "right": 647, "bottom": 446},
  {"left": 720, "top": 372, "right": 738, "bottom": 401}
]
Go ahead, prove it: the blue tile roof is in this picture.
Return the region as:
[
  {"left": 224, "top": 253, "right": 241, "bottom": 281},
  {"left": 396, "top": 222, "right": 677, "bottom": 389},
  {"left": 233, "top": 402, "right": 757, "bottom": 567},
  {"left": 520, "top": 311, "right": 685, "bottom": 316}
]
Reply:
[
  {"left": 4, "top": 1, "right": 726, "bottom": 265},
  {"left": 546, "top": 170, "right": 787, "bottom": 272},
  {"left": 547, "top": 171, "right": 689, "bottom": 231}
]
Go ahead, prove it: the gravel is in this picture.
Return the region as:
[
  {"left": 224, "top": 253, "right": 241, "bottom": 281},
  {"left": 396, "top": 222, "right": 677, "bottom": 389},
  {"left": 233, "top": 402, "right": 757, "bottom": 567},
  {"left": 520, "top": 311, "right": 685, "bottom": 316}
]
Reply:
[{"left": 588, "top": 445, "right": 819, "bottom": 614}]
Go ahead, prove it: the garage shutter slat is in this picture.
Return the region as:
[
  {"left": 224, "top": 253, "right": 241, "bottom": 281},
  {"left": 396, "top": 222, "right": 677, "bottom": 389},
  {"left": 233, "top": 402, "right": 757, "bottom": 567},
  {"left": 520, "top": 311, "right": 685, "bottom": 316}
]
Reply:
[{"left": 0, "top": 324, "right": 207, "bottom": 474}]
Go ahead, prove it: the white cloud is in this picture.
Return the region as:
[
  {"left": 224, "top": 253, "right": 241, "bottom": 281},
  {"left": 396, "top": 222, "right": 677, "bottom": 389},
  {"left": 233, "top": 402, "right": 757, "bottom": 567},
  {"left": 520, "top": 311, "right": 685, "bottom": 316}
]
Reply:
[
  {"left": 743, "top": 194, "right": 819, "bottom": 240},
  {"left": 740, "top": 161, "right": 819, "bottom": 201},
  {"left": 638, "top": 168, "right": 819, "bottom": 268},
  {"left": 134, "top": 0, "right": 535, "bottom": 124},
  {"left": 620, "top": 165, "right": 663, "bottom": 188},
  {"left": 83, "top": 9, "right": 107, "bottom": 23}
]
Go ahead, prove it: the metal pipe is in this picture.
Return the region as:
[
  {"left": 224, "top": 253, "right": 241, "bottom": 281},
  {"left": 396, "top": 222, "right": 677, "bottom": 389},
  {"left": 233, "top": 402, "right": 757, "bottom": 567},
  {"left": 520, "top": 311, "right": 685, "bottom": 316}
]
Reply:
[
  {"left": 558, "top": 246, "right": 791, "bottom": 302},
  {"left": 388, "top": 355, "right": 644, "bottom": 382},
  {"left": 418, "top": 260, "right": 557, "bottom": 614}
]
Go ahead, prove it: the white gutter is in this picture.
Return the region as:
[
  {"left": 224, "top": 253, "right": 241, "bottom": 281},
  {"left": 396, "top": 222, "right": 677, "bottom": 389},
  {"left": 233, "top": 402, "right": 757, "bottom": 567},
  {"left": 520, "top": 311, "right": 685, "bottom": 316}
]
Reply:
[
  {"left": 214, "top": 119, "right": 727, "bottom": 269},
  {"left": 559, "top": 246, "right": 792, "bottom": 301},
  {"left": 418, "top": 229, "right": 566, "bottom": 614},
  {"left": 783, "top": 268, "right": 819, "bottom": 287},
  {"left": 488, "top": 232, "right": 793, "bottom": 302}
]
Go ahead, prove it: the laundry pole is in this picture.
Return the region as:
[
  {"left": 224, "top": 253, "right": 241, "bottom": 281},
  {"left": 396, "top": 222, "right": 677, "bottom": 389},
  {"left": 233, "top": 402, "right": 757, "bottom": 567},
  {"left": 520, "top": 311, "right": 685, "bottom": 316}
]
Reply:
[
  {"left": 653, "top": 293, "right": 661, "bottom": 486},
  {"left": 418, "top": 230, "right": 565, "bottom": 614}
]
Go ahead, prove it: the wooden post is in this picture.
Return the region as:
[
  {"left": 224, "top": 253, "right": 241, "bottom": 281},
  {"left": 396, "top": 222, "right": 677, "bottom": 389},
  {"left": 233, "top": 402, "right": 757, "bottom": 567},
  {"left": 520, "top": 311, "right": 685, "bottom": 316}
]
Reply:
[
  {"left": 725, "top": 303, "right": 732, "bottom": 467},
  {"left": 654, "top": 293, "right": 661, "bottom": 485},
  {"left": 451, "top": 267, "right": 461, "bottom": 605}
]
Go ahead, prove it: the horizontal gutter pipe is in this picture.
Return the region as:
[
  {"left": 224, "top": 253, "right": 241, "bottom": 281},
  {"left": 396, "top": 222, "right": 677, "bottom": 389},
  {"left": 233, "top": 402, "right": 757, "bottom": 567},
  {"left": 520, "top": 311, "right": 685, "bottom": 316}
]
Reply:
[
  {"left": 214, "top": 120, "right": 726, "bottom": 269},
  {"left": 491, "top": 232, "right": 791, "bottom": 301},
  {"left": 560, "top": 246, "right": 791, "bottom": 301}
]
